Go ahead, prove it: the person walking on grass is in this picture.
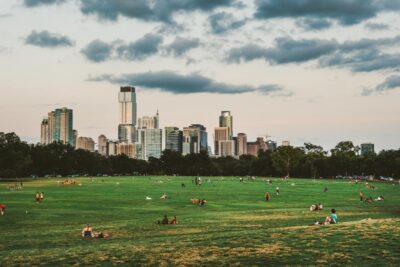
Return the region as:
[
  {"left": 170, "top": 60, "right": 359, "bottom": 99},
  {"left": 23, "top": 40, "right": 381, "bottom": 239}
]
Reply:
[
  {"left": 360, "top": 191, "right": 364, "bottom": 202},
  {"left": 276, "top": 187, "right": 280, "bottom": 196},
  {"left": 40, "top": 192, "right": 44, "bottom": 202}
]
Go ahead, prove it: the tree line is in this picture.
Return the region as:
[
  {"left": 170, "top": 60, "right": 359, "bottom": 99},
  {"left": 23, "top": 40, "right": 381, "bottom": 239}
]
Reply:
[{"left": 0, "top": 132, "right": 399, "bottom": 179}]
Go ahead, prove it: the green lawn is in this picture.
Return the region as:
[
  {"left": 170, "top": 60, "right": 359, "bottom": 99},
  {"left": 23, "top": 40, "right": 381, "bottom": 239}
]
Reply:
[{"left": 1, "top": 176, "right": 399, "bottom": 266}]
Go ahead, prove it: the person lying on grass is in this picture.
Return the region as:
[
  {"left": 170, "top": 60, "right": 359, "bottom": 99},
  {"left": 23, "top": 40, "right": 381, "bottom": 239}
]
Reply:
[{"left": 310, "top": 203, "right": 323, "bottom": 211}]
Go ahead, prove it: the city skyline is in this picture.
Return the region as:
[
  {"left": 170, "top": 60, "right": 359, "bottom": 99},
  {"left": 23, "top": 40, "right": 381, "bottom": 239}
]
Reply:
[{"left": 0, "top": 1, "right": 399, "bottom": 152}]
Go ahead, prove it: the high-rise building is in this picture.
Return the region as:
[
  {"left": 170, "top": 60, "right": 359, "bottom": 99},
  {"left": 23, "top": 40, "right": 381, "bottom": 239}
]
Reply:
[
  {"left": 165, "top": 127, "right": 183, "bottom": 153},
  {"left": 137, "top": 128, "right": 162, "bottom": 160},
  {"left": 266, "top": 140, "right": 277, "bottom": 151},
  {"left": 118, "top": 125, "right": 136, "bottom": 143},
  {"left": 214, "top": 127, "right": 230, "bottom": 156},
  {"left": 138, "top": 111, "right": 159, "bottom": 129},
  {"left": 237, "top": 133, "right": 247, "bottom": 156},
  {"left": 107, "top": 141, "right": 118, "bottom": 156},
  {"left": 247, "top": 142, "right": 259, "bottom": 157},
  {"left": 247, "top": 137, "right": 267, "bottom": 157},
  {"left": 282, "top": 140, "right": 290, "bottom": 147},
  {"left": 116, "top": 143, "right": 135, "bottom": 159},
  {"left": 41, "top": 107, "right": 73, "bottom": 145},
  {"left": 118, "top": 86, "right": 137, "bottom": 143},
  {"left": 40, "top": 118, "right": 50, "bottom": 144},
  {"left": 183, "top": 124, "right": 208, "bottom": 154},
  {"left": 119, "top": 86, "right": 137, "bottom": 125},
  {"left": 219, "top": 111, "right": 233, "bottom": 139},
  {"left": 76, "top": 137, "right": 95, "bottom": 152},
  {"left": 361, "top": 143, "right": 375, "bottom": 156},
  {"left": 72, "top": 130, "right": 78, "bottom": 148},
  {"left": 98, "top": 135, "right": 108, "bottom": 156},
  {"left": 219, "top": 140, "right": 235, "bottom": 157}
]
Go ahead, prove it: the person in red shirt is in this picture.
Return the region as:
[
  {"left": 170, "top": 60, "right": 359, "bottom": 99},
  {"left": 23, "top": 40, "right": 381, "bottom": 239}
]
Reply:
[
  {"left": 0, "top": 203, "right": 6, "bottom": 215},
  {"left": 170, "top": 216, "right": 177, "bottom": 224}
]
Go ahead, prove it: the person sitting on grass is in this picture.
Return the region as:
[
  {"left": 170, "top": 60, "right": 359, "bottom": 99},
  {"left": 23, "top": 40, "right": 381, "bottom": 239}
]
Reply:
[
  {"left": 265, "top": 192, "right": 270, "bottom": 202},
  {"left": 0, "top": 203, "right": 6, "bottom": 216},
  {"left": 170, "top": 216, "right": 178, "bottom": 225},
  {"left": 323, "top": 187, "right": 328, "bottom": 193},
  {"left": 324, "top": 209, "right": 338, "bottom": 225},
  {"left": 158, "top": 215, "right": 169, "bottom": 225},
  {"left": 199, "top": 199, "right": 207, "bottom": 206},
  {"left": 82, "top": 224, "right": 93, "bottom": 238},
  {"left": 375, "top": 195, "right": 385, "bottom": 201}
]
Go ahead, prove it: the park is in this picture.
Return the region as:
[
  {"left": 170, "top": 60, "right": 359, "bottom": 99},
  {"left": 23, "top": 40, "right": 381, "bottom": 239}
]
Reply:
[{"left": 1, "top": 176, "right": 399, "bottom": 266}]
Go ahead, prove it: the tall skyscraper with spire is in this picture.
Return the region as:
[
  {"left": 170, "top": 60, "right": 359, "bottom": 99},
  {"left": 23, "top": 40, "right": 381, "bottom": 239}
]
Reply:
[
  {"left": 219, "top": 111, "right": 233, "bottom": 139},
  {"left": 118, "top": 86, "right": 137, "bottom": 143}
]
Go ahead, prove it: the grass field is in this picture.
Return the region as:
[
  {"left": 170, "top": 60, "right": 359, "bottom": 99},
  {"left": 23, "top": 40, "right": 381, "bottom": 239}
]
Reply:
[{"left": 1, "top": 176, "right": 399, "bottom": 266}]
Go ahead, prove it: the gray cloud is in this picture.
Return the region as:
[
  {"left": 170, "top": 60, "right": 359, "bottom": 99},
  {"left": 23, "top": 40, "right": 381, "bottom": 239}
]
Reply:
[
  {"left": 116, "top": 34, "right": 163, "bottom": 60},
  {"left": 362, "top": 75, "right": 400, "bottom": 95},
  {"left": 228, "top": 35, "right": 400, "bottom": 72},
  {"left": 166, "top": 37, "right": 200, "bottom": 57},
  {"left": 24, "top": 0, "right": 66, "bottom": 7},
  {"left": 82, "top": 34, "right": 163, "bottom": 62},
  {"left": 254, "top": 0, "right": 400, "bottom": 25},
  {"left": 227, "top": 37, "right": 337, "bottom": 64},
  {"left": 88, "top": 71, "right": 286, "bottom": 96},
  {"left": 80, "top": 0, "right": 233, "bottom": 23},
  {"left": 0, "top": 13, "right": 12, "bottom": 18},
  {"left": 25, "top": 30, "right": 74, "bottom": 48},
  {"left": 365, "top": 22, "right": 390, "bottom": 31},
  {"left": 209, "top": 12, "right": 247, "bottom": 34},
  {"left": 295, "top": 17, "right": 332, "bottom": 31},
  {"left": 81, "top": 39, "right": 113, "bottom": 62}
]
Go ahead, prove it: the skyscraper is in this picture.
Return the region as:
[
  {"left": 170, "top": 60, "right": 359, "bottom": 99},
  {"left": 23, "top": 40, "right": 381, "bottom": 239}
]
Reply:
[
  {"left": 41, "top": 107, "right": 73, "bottom": 145},
  {"left": 219, "top": 111, "right": 233, "bottom": 139},
  {"left": 118, "top": 86, "right": 137, "bottom": 143},
  {"left": 98, "top": 135, "right": 108, "bottom": 156},
  {"left": 183, "top": 124, "right": 208, "bottom": 154},
  {"left": 119, "top": 86, "right": 137, "bottom": 125},
  {"left": 165, "top": 127, "right": 183, "bottom": 153},
  {"left": 138, "top": 111, "right": 159, "bottom": 129},
  {"left": 76, "top": 137, "right": 95, "bottom": 152},
  {"left": 40, "top": 118, "right": 50, "bottom": 144},
  {"left": 137, "top": 128, "right": 162, "bottom": 160},
  {"left": 237, "top": 133, "right": 247, "bottom": 156},
  {"left": 116, "top": 143, "right": 136, "bottom": 159},
  {"left": 214, "top": 127, "right": 230, "bottom": 156},
  {"left": 361, "top": 143, "right": 375, "bottom": 156},
  {"left": 219, "top": 140, "right": 235, "bottom": 157}
]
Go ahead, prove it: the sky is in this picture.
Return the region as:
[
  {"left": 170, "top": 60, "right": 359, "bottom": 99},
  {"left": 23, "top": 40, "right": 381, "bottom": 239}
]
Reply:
[{"left": 0, "top": 0, "right": 399, "bottom": 152}]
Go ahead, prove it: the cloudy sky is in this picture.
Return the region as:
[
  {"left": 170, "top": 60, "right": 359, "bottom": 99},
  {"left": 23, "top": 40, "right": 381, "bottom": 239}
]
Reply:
[{"left": 0, "top": 0, "right": 399, "bottom": 152}]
